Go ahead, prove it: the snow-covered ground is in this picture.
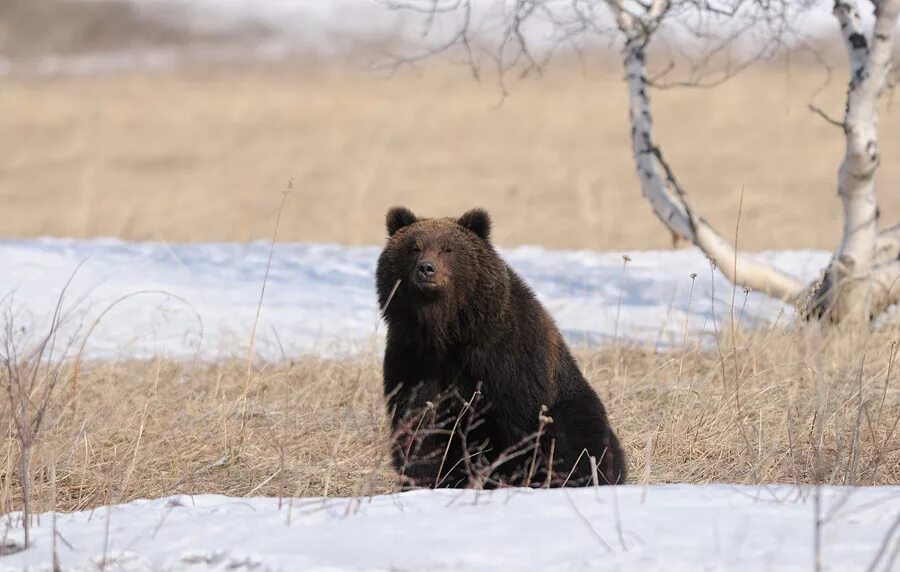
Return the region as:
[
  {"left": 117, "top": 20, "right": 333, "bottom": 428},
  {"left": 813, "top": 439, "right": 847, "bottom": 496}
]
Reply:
[
  {"left": 0, "top": 238, "right": 829, "bottom": 360},
  {"left": 3, "top": 485, "right": 899, "bottom": 571}
]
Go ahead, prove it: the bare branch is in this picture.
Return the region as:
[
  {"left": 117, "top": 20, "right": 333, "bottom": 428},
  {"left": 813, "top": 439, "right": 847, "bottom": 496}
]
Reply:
[
  {"left": 808, "top": 103, "right": 846, "bottom": 128},
  {"left": 618, "top": 26, "right": 806, "bottom": 299}
]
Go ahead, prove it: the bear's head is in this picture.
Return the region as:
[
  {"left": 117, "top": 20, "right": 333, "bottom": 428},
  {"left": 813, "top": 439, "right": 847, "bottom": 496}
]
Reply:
[{"left": 376, "top": 207, "right": 510, "bottom": 345}]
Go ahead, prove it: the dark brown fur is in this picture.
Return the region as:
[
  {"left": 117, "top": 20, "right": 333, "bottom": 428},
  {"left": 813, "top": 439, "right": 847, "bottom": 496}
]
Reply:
[{"left": 376, "top": 207, "right": 626, "bottom": 488}]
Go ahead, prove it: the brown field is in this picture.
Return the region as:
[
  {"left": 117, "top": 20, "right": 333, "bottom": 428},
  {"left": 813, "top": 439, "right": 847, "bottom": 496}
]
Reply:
[
  {"left": 2, "top": 328, "right": 898, "bottom": 514},
  {"left": 1, "top": 57, "right": 898, "bottom": 251}
]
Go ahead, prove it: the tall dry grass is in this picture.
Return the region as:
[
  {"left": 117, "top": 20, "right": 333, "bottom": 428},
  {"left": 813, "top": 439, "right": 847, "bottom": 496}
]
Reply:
[
  {"left": 1, "top": 325, "right": 897, "bottom": 515},
  {"left": 1, "top": 58, "right": 898, "bottom": 251}
]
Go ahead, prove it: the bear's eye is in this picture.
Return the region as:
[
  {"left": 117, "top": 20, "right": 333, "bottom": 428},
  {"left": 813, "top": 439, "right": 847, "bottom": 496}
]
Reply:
[
  {"left": 442, "top": 248, "right": 453, "bottom": 254},
  {"left": 411, "top": 245, "right": 422, "bottom": 253}
]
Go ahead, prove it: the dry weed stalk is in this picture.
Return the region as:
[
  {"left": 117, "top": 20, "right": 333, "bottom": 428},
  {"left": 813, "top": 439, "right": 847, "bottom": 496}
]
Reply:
[
  {"left": 237, "top": 188, "right": 290, "bottom": 456},
  {"left": 1, "top": 271, "right": 81, "bottom": 547}
]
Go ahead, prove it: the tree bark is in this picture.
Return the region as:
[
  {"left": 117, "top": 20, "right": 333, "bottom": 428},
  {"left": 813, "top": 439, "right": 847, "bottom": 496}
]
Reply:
[{"left": 819, "top": 0, "right": 900, "bottom": 321}]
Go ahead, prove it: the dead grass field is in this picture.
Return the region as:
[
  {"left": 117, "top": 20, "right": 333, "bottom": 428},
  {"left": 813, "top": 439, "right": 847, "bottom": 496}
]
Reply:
[
  {"left": 1, "top": 58, "right": 898, "bottom": 250},
  {"left": 2, "top": 327, "right": 897, "bottom": 514}
]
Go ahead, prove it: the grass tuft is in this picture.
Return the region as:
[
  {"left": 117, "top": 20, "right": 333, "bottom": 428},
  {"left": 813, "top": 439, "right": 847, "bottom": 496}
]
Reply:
[{"left": 1, "top": 326, "right": 897, "bottom": 514}]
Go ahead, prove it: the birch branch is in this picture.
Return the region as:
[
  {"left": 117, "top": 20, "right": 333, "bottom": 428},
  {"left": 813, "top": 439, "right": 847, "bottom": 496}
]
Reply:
[{"left": 608, "top": 1, "right": 806, "bottom": 300}]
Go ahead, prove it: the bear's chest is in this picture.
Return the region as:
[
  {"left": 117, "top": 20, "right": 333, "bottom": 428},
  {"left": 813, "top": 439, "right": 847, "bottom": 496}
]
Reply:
[{"left": 420, "top": 356, "right": 478, "bottom": 395}]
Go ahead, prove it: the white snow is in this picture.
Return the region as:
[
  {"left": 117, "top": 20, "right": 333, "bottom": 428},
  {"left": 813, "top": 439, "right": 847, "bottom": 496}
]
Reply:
[
  {"left": 0, "top": 238, "right": 830, "bottom": 360},
  {"left": 2, "top": 485, "right": 899, "bottom": 571}
]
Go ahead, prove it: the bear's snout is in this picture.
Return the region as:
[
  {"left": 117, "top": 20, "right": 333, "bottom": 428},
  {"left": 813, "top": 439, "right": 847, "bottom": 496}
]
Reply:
[
  {"left": 412, "top": 258, "right": 445, "bottom": 293},
  {"left": 416, "top": 260, "right": 437, "bottom": 281}
]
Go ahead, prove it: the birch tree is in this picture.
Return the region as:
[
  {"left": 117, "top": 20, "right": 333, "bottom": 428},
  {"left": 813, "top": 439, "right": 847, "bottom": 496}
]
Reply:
[{"left": 383, "top": 0, "right": 900, "bottom": 324}]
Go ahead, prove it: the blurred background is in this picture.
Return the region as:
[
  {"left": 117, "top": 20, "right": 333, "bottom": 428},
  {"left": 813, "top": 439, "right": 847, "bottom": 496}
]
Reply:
[{"left": 1, "top": 0, "right": 897, "bottom": 251}]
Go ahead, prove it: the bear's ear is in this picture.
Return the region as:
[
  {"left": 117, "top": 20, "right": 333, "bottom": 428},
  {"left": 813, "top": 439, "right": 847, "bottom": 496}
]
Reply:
[
  {"left": 458, "top": 208, "right": 491, "bottom": 241},
  {"left": 386, "top": 206, "right": 417, "bottom": 237}
]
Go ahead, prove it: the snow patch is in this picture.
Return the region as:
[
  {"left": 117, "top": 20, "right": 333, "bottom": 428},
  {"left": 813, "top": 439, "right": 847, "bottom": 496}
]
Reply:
[
  {"left": 0, "top": 238, "right": 830, "bottom": 360},
  {"left": 1, "top": 485, "right": 898, "bottom": 571}
]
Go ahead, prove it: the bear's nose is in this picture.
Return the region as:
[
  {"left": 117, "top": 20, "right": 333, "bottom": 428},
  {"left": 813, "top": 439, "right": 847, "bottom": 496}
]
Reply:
[{"left": 417, "top": 261, "right": 437, "bottom": 279}]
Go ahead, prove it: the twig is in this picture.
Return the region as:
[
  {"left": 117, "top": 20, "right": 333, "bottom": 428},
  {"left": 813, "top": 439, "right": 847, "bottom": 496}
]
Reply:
[{"left": 808, "top": 103, "right": 845, "bottom": 128}]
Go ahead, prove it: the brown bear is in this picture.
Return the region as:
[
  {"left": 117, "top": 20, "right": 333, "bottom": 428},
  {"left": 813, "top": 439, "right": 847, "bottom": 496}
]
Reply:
[{"left": 376, "top": 206, "right": 626, "bottom": 488}]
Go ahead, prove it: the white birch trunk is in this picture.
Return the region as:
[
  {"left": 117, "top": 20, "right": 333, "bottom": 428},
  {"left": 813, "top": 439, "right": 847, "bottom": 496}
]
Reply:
[{"left": 817, "top": 0, "right": 900, "bottom": 321}]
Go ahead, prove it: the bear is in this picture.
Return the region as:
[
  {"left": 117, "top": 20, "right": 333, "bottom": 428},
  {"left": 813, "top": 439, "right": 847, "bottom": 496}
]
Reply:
[{"left": 376, "top": 206, "right": 626, "bottom": 489}]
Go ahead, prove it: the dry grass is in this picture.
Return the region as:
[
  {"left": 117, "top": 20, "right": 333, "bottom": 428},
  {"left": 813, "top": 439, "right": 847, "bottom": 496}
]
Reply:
[
  {"left": 2, "top": 326, "right": 897, "bottom": 514},
  {"left": 1, "top": 57, "right": 898, "bottom": 251}
]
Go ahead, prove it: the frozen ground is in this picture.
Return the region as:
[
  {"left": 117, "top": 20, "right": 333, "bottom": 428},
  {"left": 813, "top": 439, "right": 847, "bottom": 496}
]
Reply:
[
  {"left": 0, "top": 238, "right": 830, "bottom": 360},
  {"left": 2, "top": 485, "right": 898, "bottom": 571}
]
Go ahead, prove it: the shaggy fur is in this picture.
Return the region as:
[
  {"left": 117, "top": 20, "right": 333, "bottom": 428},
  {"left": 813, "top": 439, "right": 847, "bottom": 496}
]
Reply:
[{"left": 376, "top": 207, "right": 626, "bottom": 488}]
